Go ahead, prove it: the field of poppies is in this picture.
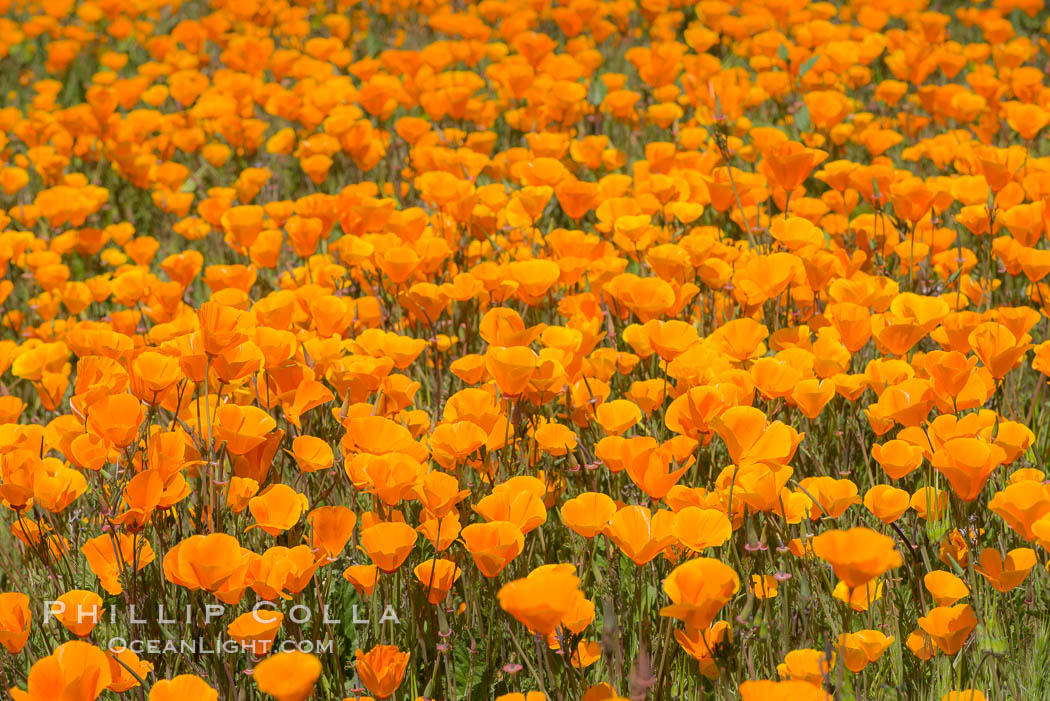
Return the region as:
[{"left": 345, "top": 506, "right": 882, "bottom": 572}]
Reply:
[{"left": 4, "top": 0, "right": 1050, "bottom": 699}]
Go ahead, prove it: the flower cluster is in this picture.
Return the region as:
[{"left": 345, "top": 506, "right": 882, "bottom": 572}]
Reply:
[{"left": 0, "top": 0, "right": 1048, "bottom": 700}]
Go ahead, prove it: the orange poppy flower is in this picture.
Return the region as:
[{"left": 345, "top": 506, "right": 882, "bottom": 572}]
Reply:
[
  {"left": 918, "top": 604, "right": 977, "bottom": 656},
  {"left": 307, "top": 506, "right": 356, "bottom": 560},
  {"left": 931, "top": 437, "right": 1007, "bottom": 502},
  {"left": 968, "top": 322, "right": 1033, "bottom": 378},
  {"left": 672, "top": 507, "right": 732, "bottom": 552},
  {"left": 712, "top": 406, "right": 803, "bottom": 467},
  {"left": 163, "top": 533, "right": 253, "bottom": 604},
  {"left": 227, "top": 610, "right": 283, "bottom": 655},
  {"left": 625, "top": 444, "right": 692, "bottom": 501},
  {"left": 863, "top": 485, "right": 910, "bottom": 524},
  {"left": 871, "top": 439, "right": 924, "bottom": 480},
  {"left": 10, "top": 641, "right": 111, "bottom": 701},
  {"left": 975, "top": 547, "right": 1037, "bottom": 593},
  {"left": 811, "top": 527, "right": 902, "bottom": 590},
  {"left": 474, "top": 489, "right": 547, "bottom": 534},
  {"left": 498, "top": 566, "right": 583, "bottom": 636},
  {"left": 461, "top": 521, "right": 524, "bottom": 578},
  {"left": 51, "top": 590, "right": 104, "bottom": 637},
  {"left": 605, "top": 506, "right": 676, "bottom": 566},
  {"left": 252, "top": 651, "right": 322, "bottom": 701},
  {"left": 989, "top": 480, "right": 1050, "bottom": 541},
  {"left": 837, "top": 630, "right": 893, "bottom": 673},
  {"left": 81, "top": 533, "right": 155, "bottom": 595},
  {"left": 484, "top": 345, "right": 539, "bottom": 397},
  {"left": 149, "top": 675, "right": 218, "bottom": 701},
  {"left": 342, "top": 564, "right": 379, "bottom": 597},
  {"left": 924, "top": 571, "right": 969, "bottom": 607},
  {"left": 561, "top": 492, "right": 617, "bottom": 539},
  {"left": 777, "top": 648, "right": 832, "bottom": 686},
  {"left": 0, "top": 592, "right": 30, "bottom": 653},
  {"left": 215, "top": 404, "right": 277, "bottom": 456},
  {"left": 738, "top": 680, "right": 829, "bottom": 701},
  {"left": 86, "top": 393, "right": 144, "bottom": 448},
  {"left": 359, "top": 521, "right": 417, "bottom": 573},
  {"left": 247, "top": 484, "right": 309, "bottom": 536},
  {"left": 660, "top": 557, "right": 739, "bottom": 630},
  {"left": 414, "top": 558, "right": 461, "bottom": 604}
]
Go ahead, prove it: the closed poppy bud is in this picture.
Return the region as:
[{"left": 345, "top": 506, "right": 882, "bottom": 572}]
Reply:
[
  {"left": 252, "top": 651, "right": 322, "bottom": 701},
  {"left": 51, "top": 590, "right": 104, "bottom": 637},
  {"left": 461, "top": 521, "right": 525, "bottom": 577},
  {"left": 0, "top": 592, "right": 31, "bottom": 653},
  {"left": 149, "top": 675, "right": 219, "bottom": 701},
  {"left": 355, "top": 644, "right": 409, "bottom": 699},
  {"left": 360, "top": 521, "right": 417, "bottom": 572},
  {"left": 918, "top": 604, "right": 977, "bottom": 656}
]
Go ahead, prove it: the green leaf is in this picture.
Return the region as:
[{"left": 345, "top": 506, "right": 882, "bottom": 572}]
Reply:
[
  {"left": 778, "top": 43, "right": 790, "bottom": 63},
  {"left": 795, "top": 105, "right": 811, "bottom": 133},
  {"left": 589, "top": 77, "right": 607, "bottom": 106},
  {"left": 798, "top": 54, "right": 820, "bottom": 79}
]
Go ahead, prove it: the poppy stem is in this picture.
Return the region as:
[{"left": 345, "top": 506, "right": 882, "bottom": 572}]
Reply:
[{"left": 502, "top": 619, "right": 547, "bottom": 696}]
